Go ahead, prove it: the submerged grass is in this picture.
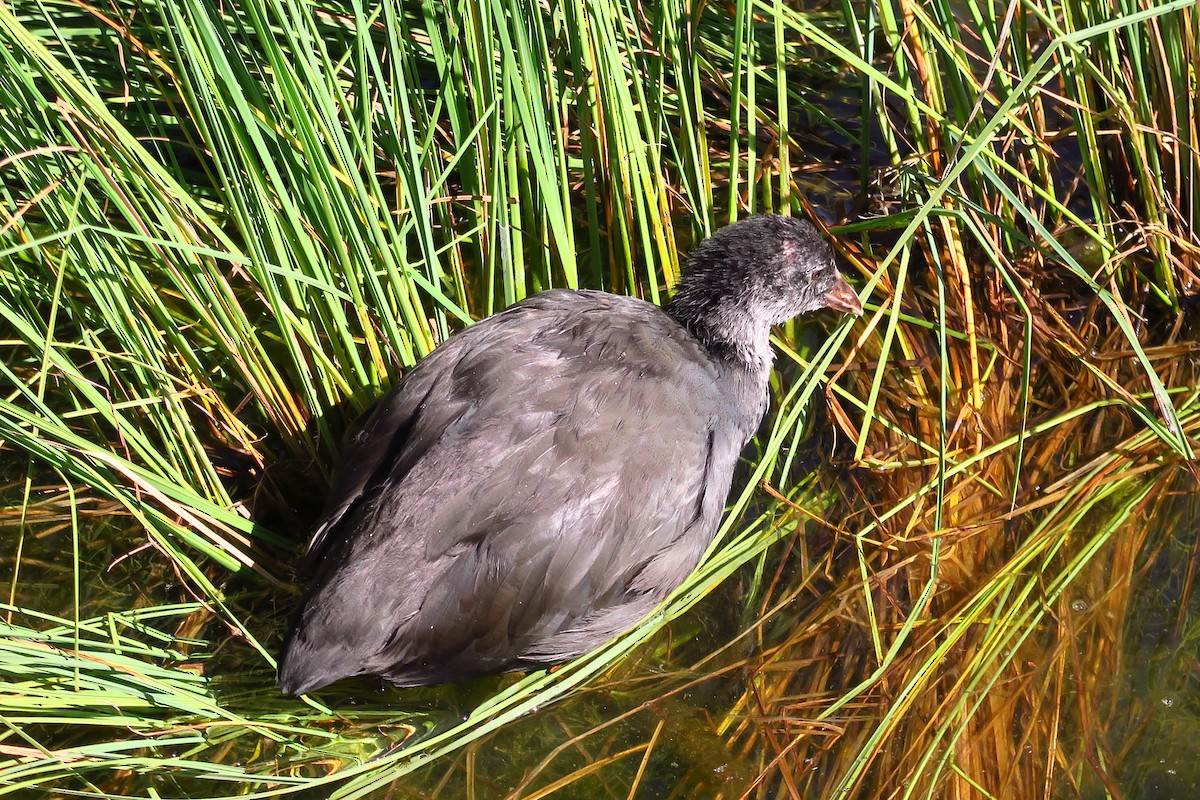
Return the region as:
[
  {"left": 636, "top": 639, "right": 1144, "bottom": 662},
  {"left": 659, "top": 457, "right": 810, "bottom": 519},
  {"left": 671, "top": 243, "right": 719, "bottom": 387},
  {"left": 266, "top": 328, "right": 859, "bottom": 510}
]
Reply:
[{"left": 1, "top": 0, "right": 1198, "bottom": 796}]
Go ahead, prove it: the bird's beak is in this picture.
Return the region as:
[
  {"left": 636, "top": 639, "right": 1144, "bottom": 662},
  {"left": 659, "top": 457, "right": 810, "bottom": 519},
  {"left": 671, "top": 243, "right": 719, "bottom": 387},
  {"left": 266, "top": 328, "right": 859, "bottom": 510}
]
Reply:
[{"left": 823, "top": 273, "right": 863, "bottom": 316}]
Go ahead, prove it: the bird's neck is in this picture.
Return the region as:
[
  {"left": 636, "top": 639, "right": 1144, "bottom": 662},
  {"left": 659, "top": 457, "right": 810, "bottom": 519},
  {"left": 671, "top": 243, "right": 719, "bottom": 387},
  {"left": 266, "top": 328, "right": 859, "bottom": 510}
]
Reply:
[
  {"left": 668, "top": 301, "right": 775, "bottom": 380},
  {"left": 665, "top": 299, "right": 776, "bottom": 436}
]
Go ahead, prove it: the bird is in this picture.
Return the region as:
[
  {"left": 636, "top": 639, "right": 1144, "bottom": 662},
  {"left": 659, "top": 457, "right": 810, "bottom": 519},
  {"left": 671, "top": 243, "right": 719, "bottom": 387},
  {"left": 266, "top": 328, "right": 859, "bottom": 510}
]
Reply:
[{"left": 277, "top": 214, "right": 862, "bottom": 696}]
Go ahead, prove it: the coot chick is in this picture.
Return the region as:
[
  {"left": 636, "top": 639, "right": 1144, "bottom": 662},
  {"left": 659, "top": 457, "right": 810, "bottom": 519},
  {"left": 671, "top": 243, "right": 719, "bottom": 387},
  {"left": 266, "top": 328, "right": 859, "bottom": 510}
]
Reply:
[{"left": 278, "top": 215, "right": 862, "bottom": 696}]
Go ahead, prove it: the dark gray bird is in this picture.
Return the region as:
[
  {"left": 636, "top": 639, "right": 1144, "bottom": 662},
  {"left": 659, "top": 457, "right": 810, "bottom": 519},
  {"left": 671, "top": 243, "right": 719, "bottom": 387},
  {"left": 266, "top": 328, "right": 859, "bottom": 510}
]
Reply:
[{"left": 277, "top": 215, "right": 862, "bottom": 696}]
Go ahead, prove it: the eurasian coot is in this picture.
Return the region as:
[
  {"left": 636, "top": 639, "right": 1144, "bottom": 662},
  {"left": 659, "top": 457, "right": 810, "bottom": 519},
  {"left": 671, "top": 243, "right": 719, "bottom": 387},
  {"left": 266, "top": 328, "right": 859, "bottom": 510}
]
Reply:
[{"left": 278, "top": 215, "right": 862, "bottom": 695}]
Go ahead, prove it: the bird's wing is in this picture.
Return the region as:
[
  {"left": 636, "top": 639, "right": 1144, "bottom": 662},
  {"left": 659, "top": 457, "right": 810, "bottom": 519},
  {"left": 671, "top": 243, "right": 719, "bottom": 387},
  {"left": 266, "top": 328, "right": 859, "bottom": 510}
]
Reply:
[
  {"left": 300, "top": 295, "right": 563, "bottom": 568},
  {"left": 290, "top": 291, "right": 748, "bottom": 686}
]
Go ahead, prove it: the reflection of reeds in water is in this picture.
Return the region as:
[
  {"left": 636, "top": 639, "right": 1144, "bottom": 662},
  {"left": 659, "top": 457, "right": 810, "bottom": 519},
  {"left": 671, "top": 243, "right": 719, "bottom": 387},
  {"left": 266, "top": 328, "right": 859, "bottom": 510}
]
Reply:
[
  {"left": 685, "top": 0, "right": 1200, "bottom": 790},
  {"left": 727, "top": 284, "right": 1200, "bottom": 796},
  {"left": 721, "top": 0, "right": 1200, "bottom": 788}
]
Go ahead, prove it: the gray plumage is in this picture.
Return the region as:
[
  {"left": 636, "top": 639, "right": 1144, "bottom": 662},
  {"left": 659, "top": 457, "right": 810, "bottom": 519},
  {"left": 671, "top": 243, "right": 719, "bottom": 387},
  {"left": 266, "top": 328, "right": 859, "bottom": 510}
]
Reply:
[{"left": 277, "top": 215, "right": 862, "bottom": 696}]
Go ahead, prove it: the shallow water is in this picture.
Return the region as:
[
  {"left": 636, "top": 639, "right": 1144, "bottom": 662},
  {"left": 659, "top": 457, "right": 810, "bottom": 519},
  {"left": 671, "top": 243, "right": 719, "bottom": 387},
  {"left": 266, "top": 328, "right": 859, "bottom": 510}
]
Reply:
[{"left": 4, "top": 461, "right": 1199, "bottom": 797}]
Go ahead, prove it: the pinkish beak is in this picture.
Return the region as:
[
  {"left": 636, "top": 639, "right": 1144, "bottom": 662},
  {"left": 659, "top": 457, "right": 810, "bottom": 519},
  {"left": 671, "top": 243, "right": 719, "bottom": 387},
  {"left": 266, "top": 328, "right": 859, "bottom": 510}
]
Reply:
[{"left": 823, "top": 273, "right": 863, "bottom": 316}]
